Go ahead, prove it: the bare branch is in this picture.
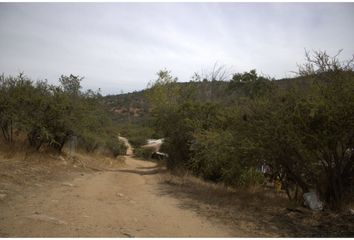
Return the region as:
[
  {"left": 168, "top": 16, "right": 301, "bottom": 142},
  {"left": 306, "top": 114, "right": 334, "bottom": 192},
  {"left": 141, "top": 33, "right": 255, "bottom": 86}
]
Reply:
[{"left": 297, "top": 49, "right": 354, "bottom": 76}]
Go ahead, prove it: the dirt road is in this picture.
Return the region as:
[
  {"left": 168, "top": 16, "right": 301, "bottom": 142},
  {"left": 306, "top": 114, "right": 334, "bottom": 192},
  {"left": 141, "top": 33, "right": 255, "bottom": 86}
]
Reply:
[
  {"left": 118, "top": 136, "right": 133, "bottom": 156},
  {"left": 0, "top": 156, "right": 233, "bottom": 237}
]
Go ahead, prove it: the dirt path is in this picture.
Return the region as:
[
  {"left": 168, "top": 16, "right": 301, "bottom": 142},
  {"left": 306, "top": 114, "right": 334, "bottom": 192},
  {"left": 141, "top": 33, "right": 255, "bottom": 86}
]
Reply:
[
  {"left": 0, "top": 156, "right": 234, "bottom": 237},
  {"left": 118, "top": 136, "right": 133, "bottom": 156}
]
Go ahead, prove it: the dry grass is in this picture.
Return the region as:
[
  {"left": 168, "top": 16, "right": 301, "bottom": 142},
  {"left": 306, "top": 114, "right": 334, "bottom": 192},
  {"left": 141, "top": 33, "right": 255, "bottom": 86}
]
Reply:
[
  {"left": 0, "top": 150, "right": 73, "bottom": 192},
  {"left": 0, "top": 140, "right": 126, "bottom": 193},
  {"left": 157, "top": 172, "right": 354, "bottom": 237}
]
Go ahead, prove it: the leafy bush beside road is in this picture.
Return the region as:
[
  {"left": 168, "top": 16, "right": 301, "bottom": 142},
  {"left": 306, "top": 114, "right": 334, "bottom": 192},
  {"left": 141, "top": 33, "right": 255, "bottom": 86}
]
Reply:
[
  {"left": 0, "top": 73, "right": 125, "bottom": 157},
  {"left": 146, "top": 51, "right": 354, "bottom": 209}
]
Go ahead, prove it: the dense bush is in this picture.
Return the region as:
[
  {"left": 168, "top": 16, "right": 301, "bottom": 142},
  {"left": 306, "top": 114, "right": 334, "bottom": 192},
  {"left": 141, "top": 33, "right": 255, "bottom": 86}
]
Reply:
[
  {"left": 147, "top": 51, "right": 354, "bottom": 208},
  {"left": 116, "top": 123, "right": 155, "bottom": 148},
  {"left": 133, "top": 146, "right": 154, "bottom": 159},
  {"left": 238, "top": 51, "right": 354, "bottom": 208},
  {"left": 0, "top": 73, "right": 125, "bottom": 157},
  {"left": 105, "top": 135, "right": 127, "bottom": 157},
  {"left": 238, "top": 168, "right": 266, "bottom": 188}
]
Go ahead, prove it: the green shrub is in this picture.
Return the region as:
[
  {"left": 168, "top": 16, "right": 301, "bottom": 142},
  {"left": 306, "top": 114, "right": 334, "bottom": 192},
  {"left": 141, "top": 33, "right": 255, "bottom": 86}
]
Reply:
[
  {"left": 106, "top": 137, "right": 127, "bottom": 157},
  {"left": 116, "top": 124, "right": 154, "bottom": 148},
  {"left": 134, "top": 147, "right": 154, "bottom": 159},
  {"left": 147, "top": 51, "right": 354, "bottom": 209},
  {"left": 0, "top": 73, "right": 121, "bottom": 155},
  {"left": 191, "top": 130, "right": 235, "bottom": 183},
  {"left": 238, "top": 168, "right": 266, "bottom": 188},
  {"left": 79, "top": 132, "right": 104, "bottom": 152}
]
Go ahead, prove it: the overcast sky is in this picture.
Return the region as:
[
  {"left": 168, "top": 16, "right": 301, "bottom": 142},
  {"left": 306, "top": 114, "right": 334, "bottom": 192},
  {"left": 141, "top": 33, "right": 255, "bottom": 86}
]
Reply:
[{"left": 1, "top": 3, "right": 354, "bottom": 95}]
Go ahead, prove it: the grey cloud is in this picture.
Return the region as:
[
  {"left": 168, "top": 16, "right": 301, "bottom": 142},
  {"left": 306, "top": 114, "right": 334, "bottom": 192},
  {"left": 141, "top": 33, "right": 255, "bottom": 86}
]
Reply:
[{"left": 1, "top": 3, "right": 354, "bottom": 94}]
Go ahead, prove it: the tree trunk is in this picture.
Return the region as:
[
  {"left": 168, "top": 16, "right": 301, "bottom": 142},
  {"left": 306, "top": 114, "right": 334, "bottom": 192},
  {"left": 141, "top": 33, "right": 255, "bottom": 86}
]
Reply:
[
  {"left": 326, "top": 171, "right": 344, "bottom": 209},
  {"left": 28, "top": 129, "right": 43, "bottom": 151}
]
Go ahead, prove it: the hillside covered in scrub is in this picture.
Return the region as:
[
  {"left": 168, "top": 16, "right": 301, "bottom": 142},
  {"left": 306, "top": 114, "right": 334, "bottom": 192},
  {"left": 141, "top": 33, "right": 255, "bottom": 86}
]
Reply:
[
  {"left": 1, "top": 50, "right": 354, "bottom": 237},
  {"left": 2, "top": 2, "right": 354, "bottom": 237},
  {"left": 1, "top": 50, "right": 353, "bottom": 212},
  {"left": 106, "top": 50, "right": 354, "bottom": 211},
  {"left": 103, "top": 75, "right": 315, "bottom": 124}
]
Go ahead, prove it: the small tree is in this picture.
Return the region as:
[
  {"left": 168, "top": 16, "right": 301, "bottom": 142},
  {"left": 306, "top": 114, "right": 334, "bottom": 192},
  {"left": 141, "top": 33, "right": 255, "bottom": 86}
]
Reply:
[
  {"left": 146, "top": 69, "right": 180, "bottom": 111},
  {"left": 295, "top": 50, "right": 354, "bottom": 208},
  {"left": 59, "top": 74, "right": 83, "bottom": 96},
  {"left": 229, "top": 69, "right": 275, "bottom": 99}
]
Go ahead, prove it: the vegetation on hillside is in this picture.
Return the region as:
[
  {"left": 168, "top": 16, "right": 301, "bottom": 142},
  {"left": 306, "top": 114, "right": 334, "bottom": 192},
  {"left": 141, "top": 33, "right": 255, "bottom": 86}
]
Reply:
[
  {"left": 1, "top": 50, "right": 352, "bottom": 210},
  {"left": 146, "top": 50, "right": 354, "bottom": 209}
]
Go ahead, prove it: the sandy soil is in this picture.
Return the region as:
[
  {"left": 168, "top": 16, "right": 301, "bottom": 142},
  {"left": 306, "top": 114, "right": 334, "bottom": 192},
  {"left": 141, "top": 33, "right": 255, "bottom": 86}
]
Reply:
[{"left": 0, "top": 156, "right": 234, "bottom": 237}]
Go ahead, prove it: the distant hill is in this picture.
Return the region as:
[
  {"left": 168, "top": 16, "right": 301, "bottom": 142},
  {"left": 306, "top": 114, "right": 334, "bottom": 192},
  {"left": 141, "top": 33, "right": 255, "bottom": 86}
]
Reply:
[
  {"left": 102, "top": 76, "right": 315, "bottom": 124},
  {"left": 103, "top": 90, "right": 149, "bottom": 124}
]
